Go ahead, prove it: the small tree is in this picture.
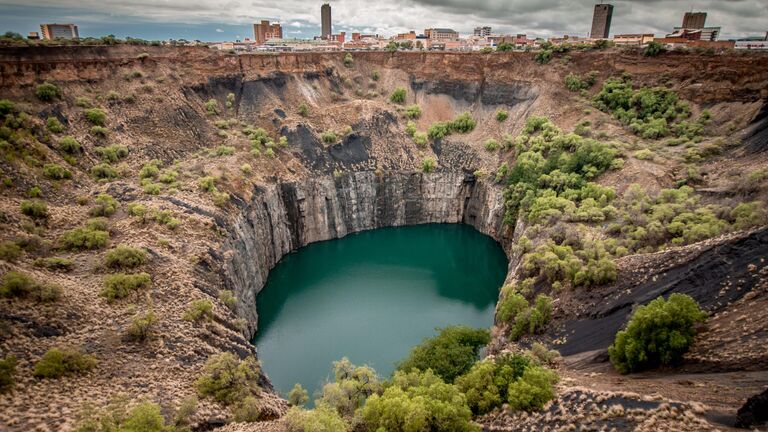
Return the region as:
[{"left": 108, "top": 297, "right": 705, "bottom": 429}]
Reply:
[
  {"left": 288, "top": 383, "right": 309, "bottom": 406},
  {"left": 609, "top": 293, "right": 706, "bottom": 374}
]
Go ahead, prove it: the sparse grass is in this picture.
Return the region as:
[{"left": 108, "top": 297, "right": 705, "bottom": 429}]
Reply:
[
  {"left": 100, "top": 272, "right": 152, "bottom": 301},
  {"left": 104, "top": 245, "right": 147, "bottom": 269},
  {"left": 183, "top": 299, "right": 214, "bottom": 323},
  {"left": 211, "top": 145, "right": 235, "bottom": 156},
  {"left": 33, "top": 257, "right": 74, "bottom": 271},
  {"left": 33, "top": 347, "right": 96, "bottom": 378}
]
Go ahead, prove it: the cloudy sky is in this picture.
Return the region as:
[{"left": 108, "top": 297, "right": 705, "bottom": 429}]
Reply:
[{"left": 0, "top": 0, "right": 765, "bottom": 41}]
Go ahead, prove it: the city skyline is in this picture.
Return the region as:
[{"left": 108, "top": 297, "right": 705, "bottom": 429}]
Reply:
[{"left": 0, "top": 1, "right": 766, "bottom": 42}]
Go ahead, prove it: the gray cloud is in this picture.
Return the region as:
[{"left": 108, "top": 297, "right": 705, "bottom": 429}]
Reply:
[{"left": 0, "top": 0, "right": 765, "bottom": 39}]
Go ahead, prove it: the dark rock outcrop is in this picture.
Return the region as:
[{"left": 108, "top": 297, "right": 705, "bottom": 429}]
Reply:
[{"left": 736, "top": 388, "right": 768, "bottom": 428}]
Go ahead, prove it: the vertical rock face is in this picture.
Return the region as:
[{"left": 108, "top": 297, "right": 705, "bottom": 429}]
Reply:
[{"left": 221, "top": 171, "right": 512, "bottom": 337}]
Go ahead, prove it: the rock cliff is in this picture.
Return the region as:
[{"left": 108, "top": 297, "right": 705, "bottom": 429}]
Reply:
[{"left": 221, "top": 171, "right": 512, "bottom": 336}]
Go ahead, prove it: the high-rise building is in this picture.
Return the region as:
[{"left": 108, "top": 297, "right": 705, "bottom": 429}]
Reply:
[
  {"left": 682, "top": 12, "right": 707, "bottom": 29},
  {"left": 321, "top": 3, "right": 332, "bottom": 39},
  {"left": 254, "top": 20, "right": 282, "bottom": 44},
  {"left": 474, "top": 26, "right": 491, "bottom": 37},
  {"left": 40, "top": 23, "right": 79, "bottom": 40},
  {"left": 590, "top": 4, "right": 613, "bottom": 39}
]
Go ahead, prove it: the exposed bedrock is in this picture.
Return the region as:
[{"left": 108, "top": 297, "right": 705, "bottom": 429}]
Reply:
[{"left": 220, "top": 171, "right": 512, "bottom": 337}]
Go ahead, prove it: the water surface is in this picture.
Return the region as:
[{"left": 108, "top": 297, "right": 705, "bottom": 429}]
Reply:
[{"left": 252, "top": 223, "right": 507, "bottom": 401}]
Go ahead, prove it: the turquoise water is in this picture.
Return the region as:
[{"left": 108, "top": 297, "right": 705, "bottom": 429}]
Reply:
[{"left": 252, "top": 224, "right": 508, "bottom": 401}]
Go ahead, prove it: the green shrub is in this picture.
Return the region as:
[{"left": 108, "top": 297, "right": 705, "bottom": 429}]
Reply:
[
  {"left": 204, "top": 99, "right": 219, "bottom": 115},
  {"left": 298, "top": 103, "right": 309, "bottom": 117},
  {"left": 634, "top": 148, "right": 654, "bottom": 160},
  {"left": 496, "top": 109, "right": 509, "bottom": 122},
  {"left": 127, "top": 203, "right": 148, "bottom": 222},
  {"left": 104, "top": 245, "right": 147, "bottom": 269},
  {"left": 363, "top": 368, "right": 475, "bottom": 432},
  {"left": 233, "top": 396, "right": 261, "bottom": 422},
  {"left": 91, "top": 163, "right": 118, "bottom": 180},
  {"left": 288, "top": 383, "right": 309, "bottom": 406},
  {"left": 33, "top": 347, "right": 96, "bottom": 378},
  {"left": 496, "top": 291, "right": 554, "bottom": 340},
  {"left": 43, "top": 163, "right": 72, "bottom": 180},
  {"left": 397, "top": 326, "right": 490, "bottom": 383},
  {"left": 390, "top": 87, "right": 406, "bottom": 104},
  {"left": 33, "top": 257, "right": 74, "bottom": 271},
  {"left": 506, "top": 366, "right": 558, "bottom": 411},
  {"left": 90, "top": 125, "right": 108, "bottom": 137},
  {"left": 89, "top": 193, "right": 118, "bottom": 217},
  {"left": 142, "top": 181, "right": 161, "bottom": 195},
  {"left": 343, "top": 52, "right": 354, "bottom": 67},
  {"left": 74, "top": 398, "right": 171, "bottom": 432},
  {"left": 84, "top": 108, "right": 106, "bottom": 126},
  {"left": 59, "top": 226, "right": 110, "bottom": 250},
  {"left": 46, "top": 117, "right": 65, "bottom": 133},
  {"left": 59, "top": 136, "right": 81, "bottom": 154},
  {"left": 609, "top": 293, "right": 706, "bottom": 374},
  {"left": 212, "top": 145, "right": 235, "bottom": 156},
  {"left": 219, "top": 289, "right": 236, "bottom": 311},
  {"left": 0, "top": 355, "right": 16, "bottom": 392},
  {"left": 314, "top": 357, "right": 381, "bottom": 417},
  {"left": 94, "top": 144, "right": 128, "bottom": 162},
  {"left": 0, "top": 271, "right": 62, "bottom": 303},
  {"left": 321, "top": 131, "right": 337, "bottom": 144},
  {"left": 27, "top": 186, "right": 41, "bottom": 197},
  {"left": 484, "top": 138, "right": 500, "bottom": 151},
  {"left": 421, "top": 157, "right": 436, "bottom": 173},
  {"left": 20, "top": 200, "right": 48, "bottom": 219},
  {"left": 0, "top": 99, "right": 14, "bottom": 115},
  {"left": 405, "top": 104, "right": 421, "bottom": 118},
  {"left": 74, "top": 96, "right": 93, "bottom": 108},
  {"left": 644, "top": 41, "right": 664, "bottom": 57},
  {"left": 450, "top": 112, "right": 476, "bottom": 133},
  {"left": 36, "top": 82, "right": 60, "bottom": 101},
  {"left": 455, "top": 354, "right": 531, "bottom": 415},
  {"left": 372, "top": 70, "right": 380, "bottom": 81},
  {"left": 125, "top": 310, "right": 157, "bottom": 342},
  {"left": 285, "top": 405, "right": 347, "bottom": 432},
  {"left": 413, "top": 131, "right": 428, "bottom": 148},
  {"left": 195, "top": 353, "right": 261, "bottom": 404},
  {"left": 535, "top": 50, "right": 552, "bottom": 65},
  {"left": 730, "top": 201, "right": 766, "bottom": 230},
  {"left": 405, "top": 120, "right": 416, "bottom": 136},
  {"left": 0, "top": 241, "right": 22, "bottom": 262},
  {"left": 139, "top": 159, "right": 161, "bottom": 179},
  {"left": 153, "top": 209, "right": 180, "bottom": 229},
  {"left": 428, "top": 121, "right": 450, "bottom": 140},
  {"left": 183, "top": 299, "right": 214, "bottom": 323},
  {"left": 100, "top": 273, "right": 151, "bottom": 301}
]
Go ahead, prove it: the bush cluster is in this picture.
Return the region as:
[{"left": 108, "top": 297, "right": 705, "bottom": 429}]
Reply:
[
  {"left": 609, "top": 294, "right": 706, "bottom": 374},
  {"left": 183, "top": 299, "right": 214, "bottom": 323},
  {"left": 496, "top": 290, "right": 553, "bottom": 340},
  {"left": 0, "top": 355, "right": 16, "bottom": 392},
  {"left": 89, "top": 193, "right": 118, "bottom": 217},
  {"left": 33, "top": 347, "right": 96, "bottom": 378},
  {"left": 389, "top": 88, "right": 406, "bottom": 104},
  {"left": 125, "top": 310, "right": 157, "bottom": 342},
  {"left": 195, "top": 353, "right": 261, "bottom": 404},
  {"left": 84, "top": 108, "right": 107, "bottom": 126},
  {"left": 91, "top": 163, "right": 118, "bottom": 180},
  {"left": 36, "top": 82, "right": 60, "bottom": 101},
  {"left": 59, "top": 136, "right": 81, "bottom": 154},
  {"left": 396, "top": 326, "right": 490, "bottom": 383},
  {"left": 94, "top": 144, "right": 128, "bottom": 162},
  {"left": 20, "top": 199, "right": 48, "bottom": 219},
  {"left": 104, "top": 245, "right": 147, "bottom": 269},
  {"left": 60, "top": 224, "right": 109, "bottom": 251},
  {"left": 100, "top": 272, "right": 151, "bottom": 301},
  {"left": 0, "top": 270, "right": 62, "bottom": 302},
  {"left": 427, "top": 112, "right": 476, "bottom": 140},
  {"left": 43, "top": 163, "right": 72, "bottom": 180},
  {"left": 564, "top": 71, "right": 598, "bottom": 92},
  {"left": 33, "top": 256, "right": 74, "bottom": 271},
  {"left": 404, "top": 104, "right": 421, "bottom": 119}
]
